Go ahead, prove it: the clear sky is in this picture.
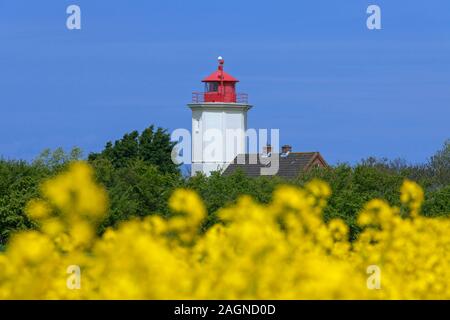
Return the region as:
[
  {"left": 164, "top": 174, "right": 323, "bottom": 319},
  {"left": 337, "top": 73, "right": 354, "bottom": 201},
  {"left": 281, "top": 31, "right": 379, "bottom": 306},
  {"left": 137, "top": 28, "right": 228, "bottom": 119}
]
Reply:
[{"left": 0, "top": 0, "right": 449, "bottom": 164}]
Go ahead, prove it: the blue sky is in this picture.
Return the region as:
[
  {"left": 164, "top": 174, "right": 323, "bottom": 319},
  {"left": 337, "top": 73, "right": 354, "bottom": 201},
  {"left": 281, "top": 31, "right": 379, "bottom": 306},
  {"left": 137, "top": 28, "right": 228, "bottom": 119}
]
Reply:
[{"left": 0, "top": 0, "right": 449, "bottom": 164}]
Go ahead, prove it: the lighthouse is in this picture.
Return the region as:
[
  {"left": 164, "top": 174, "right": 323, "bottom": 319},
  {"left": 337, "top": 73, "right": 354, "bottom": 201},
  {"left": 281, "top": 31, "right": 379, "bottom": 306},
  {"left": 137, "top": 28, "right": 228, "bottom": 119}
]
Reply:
[{"left": 188, "top": 57, "right": 252, "bottom": 176}]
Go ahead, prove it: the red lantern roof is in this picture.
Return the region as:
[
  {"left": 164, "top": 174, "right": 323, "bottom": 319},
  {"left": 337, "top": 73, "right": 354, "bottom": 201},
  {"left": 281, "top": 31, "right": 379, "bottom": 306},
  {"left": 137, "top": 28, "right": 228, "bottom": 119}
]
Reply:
[
  {"left": 202, "top": 70, "right": 239, "bottom": 83},
  {"left": 202, "top": 58, "right": 239, "bottom": 83}
]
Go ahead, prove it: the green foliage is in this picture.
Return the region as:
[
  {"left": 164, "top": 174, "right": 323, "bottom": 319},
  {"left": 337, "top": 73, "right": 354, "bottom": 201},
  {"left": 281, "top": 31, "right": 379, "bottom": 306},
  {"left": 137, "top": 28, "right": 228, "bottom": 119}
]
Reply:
[
  {"left": 0, "top": 160, "right": 47, "bottom": 243},
  {"left": 0, "top": 133, "right": 448, "bottom": 245},
  {"left": 429, "top": 139, "right": 450, "bottom": 188},
  {"left": 0, "top": 148, "right": 83, "bottom": 244},
  {"left": 90, "top": 158, "right": 183, "bottom": 232},
  {"left": 88, "top": 125, "right": 179, "bottom": 174},
  {"left": 33, "top": 147, "right": 83, "bottom": 170},
  {"left": 422, "top": 185, "right": 450, "bottom": 217}
]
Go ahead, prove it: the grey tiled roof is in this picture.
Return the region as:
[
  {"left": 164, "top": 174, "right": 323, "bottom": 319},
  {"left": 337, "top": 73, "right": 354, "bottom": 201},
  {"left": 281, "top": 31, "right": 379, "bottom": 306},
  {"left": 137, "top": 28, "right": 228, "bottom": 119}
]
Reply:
[{"left": 222, "top": 152, "right": 327, "bottom": 178}]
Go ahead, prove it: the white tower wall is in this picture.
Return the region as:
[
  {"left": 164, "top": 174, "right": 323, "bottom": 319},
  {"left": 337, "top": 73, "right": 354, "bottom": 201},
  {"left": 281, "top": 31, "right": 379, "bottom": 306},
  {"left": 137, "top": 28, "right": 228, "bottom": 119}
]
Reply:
[{"left": 189, "top": 103, "right": 252, "bottom": 176}]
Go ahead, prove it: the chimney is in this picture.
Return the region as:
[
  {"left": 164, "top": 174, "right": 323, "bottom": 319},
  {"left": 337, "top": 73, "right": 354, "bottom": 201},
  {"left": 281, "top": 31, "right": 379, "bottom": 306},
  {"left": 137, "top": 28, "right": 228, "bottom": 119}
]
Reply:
[
  {"left": 281, "top": 145, "right": 292, "bottom": 154},
  {"left": 263, "top": 144, "right": 272, "bottom": 154}
]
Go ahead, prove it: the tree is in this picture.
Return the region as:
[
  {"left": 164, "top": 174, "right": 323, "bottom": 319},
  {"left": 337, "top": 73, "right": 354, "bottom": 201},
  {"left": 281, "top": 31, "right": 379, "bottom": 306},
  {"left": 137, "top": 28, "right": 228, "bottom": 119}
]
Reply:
[
  {"left": 429, "top": 139, "right": 450, "bottom": 187},
  {"left": 422, "top": 185, "right": 450, "bottom": 217},
  {"left": 0, "top": 148, "right": 82, "bottom": 245},
  {"left": 33, "top": 147, "right": 83, "bottom": 170},
  {"left": 0, "top": 160, "right": 50, "bottom": 244},
  {"left": 88, "top": 125, "right": 179, "bottom": 174}
]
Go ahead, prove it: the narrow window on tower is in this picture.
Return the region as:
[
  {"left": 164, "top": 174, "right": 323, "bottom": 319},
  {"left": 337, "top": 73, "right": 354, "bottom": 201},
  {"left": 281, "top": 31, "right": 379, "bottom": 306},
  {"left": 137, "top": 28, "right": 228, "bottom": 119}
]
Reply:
[{"left": 207, "top": 82, "right": 219, "bottom": 92}]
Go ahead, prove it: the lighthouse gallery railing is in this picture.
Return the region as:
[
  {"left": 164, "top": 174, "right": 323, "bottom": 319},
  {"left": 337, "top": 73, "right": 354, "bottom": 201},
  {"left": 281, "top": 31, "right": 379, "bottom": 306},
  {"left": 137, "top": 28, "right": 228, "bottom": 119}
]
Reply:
[{"left": 191, "top": 92, "right": 249, "bottom": 104}]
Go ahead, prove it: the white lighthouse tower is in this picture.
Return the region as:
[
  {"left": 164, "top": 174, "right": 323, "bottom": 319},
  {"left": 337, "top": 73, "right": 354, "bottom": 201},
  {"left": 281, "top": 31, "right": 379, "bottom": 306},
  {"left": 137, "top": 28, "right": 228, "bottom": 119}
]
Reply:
[{"left": 188, "top": 57, "right": 252, "bottom": 176}]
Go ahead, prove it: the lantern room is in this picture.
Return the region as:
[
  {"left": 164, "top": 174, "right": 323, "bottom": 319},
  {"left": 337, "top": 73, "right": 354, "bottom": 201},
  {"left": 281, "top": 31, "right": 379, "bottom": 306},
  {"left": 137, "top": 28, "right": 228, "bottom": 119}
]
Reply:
[{"left": 192, "top": 57, "right": 248, "bottom": 104}]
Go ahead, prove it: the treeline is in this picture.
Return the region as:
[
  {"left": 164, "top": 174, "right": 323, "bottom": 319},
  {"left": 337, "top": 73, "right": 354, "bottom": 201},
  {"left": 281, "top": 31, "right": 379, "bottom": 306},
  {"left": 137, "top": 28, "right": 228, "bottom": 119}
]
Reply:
[{"left": 0, "top": 125, "right": 449, "bottom": 245}]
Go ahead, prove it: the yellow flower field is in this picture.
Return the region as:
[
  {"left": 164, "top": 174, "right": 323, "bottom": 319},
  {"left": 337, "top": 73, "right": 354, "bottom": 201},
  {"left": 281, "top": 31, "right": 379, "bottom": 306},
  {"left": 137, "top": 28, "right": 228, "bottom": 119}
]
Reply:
[{"left": 0, "top": 162, "right": 449, "bottom": 299}]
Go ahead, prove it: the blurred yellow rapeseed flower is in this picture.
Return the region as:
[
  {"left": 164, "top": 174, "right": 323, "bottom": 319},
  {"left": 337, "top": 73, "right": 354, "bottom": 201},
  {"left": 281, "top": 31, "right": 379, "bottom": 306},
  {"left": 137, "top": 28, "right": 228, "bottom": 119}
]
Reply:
[
  {"left": 167, "top": 188, "right": 206, "bottom": 243},
  {"left": 0, "top": 162, "right": 449, "bottom": 299},
  {"left": 41, "top": 162, "right": 107, "bottom": 220},
  {"left": 400, "top": 179, "right": 425, "bottom": 216}
]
